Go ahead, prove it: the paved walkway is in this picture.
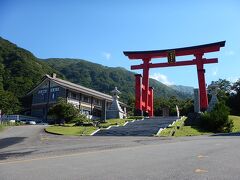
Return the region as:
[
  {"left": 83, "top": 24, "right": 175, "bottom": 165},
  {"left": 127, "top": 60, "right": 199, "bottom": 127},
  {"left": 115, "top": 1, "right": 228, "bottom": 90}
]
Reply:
[{"left": 94, "top": 116, "right": 179, "bottom": 136}]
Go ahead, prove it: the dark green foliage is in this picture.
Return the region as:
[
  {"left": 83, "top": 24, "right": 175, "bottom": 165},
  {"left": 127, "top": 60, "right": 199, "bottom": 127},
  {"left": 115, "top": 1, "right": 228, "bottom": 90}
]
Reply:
[
  {"left": 0, "top": 89, "right": 20, "bottom": 114},
  {"left": 45, "top": 58, "right": 190, "bottom": 103},
  {"left": 126, "top": 96, "right": 135, "bottom": 116},
  {"left": 180, "top": 99, "right": 194, "bottom": 115},
  {"left": 127, "top": 116, "right": 144, "bottom": 120},
  {"left": 48, "top": 98, "right": 79, "bottom": 124},
  {"left": 0, "top": 37, "right": 57, "bottom": 114},
  {"left": 209, "top": 79, "right": 240, "bottom": 115},
  {"left": 70, "top": 114, "right": 90, "bottom": 126},
  {"left": 2, "top": 37, "right": 240, "bottom": 119},
  {"left": 0, "top": 37, "right": 193, "bottom": 115},
  {"left": 154, "top": 96, "right": 194, "bottom": 116},
  {"left": 228, "top": 79, "right": 240, "bottom": 115},
  {"left": 200, "top": 102, "right": 233, "bottom": 133},
  {"left": 209, "top": 79, "right": 232, "bottom": 103}
]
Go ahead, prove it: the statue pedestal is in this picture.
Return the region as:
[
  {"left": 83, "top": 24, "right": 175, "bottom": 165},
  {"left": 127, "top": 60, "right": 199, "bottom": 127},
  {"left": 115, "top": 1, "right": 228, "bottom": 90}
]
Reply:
[
  {"left": 106, "top": 87, "right": 125, "bottom": 119},
  {"left": 194, "top": 88, "right": 200, "bottom": 113}
]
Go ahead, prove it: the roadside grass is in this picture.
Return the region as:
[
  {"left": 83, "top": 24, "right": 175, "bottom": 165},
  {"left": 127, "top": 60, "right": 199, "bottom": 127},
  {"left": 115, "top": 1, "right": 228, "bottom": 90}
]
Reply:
[
  {"left": 160, "top": 115, "right": 240, "bottom": 137},
  {"left": 0, "top": 124, "right": 5, "bottom": 132},
  {"left": 230, "top": 115, "right": 240, "bottom": 132},
  {"left": 45, "top": 126, "right": 97, "bottom": 136},
  {"left": 45, "top": 118, "right": 136, "bottom": 136},
  {"left": 160, "top": 117, "right": 211, "bottom": 137},
  {"left": 0, "top": 121, "right": 25, "bottom": 132}
]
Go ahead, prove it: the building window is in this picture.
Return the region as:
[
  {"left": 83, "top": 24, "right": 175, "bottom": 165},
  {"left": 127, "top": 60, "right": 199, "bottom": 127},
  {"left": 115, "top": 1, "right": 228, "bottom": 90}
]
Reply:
[
  {"left": 70, "top": 92, "right": 77, "bottom": 99},
  {"left": 93, "top": 98, "right": 101, "bottom": 106},
  {"left": 83, "top": 95, "right": 90, "bottom": 103},
  {"left": 72, "top": 93, "right": 77, "bottom": 99}
]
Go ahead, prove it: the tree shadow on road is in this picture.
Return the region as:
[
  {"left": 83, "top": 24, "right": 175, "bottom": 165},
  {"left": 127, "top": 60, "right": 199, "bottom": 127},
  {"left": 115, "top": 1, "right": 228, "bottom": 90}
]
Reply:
[
  {"left": 0, "top": 150, "right": 36, "bottom": 160},
  {"left": 211, "top": 132, "right": 240, "bottom": 136},
  {"left": 0, "top": 137, "right": 26, "bottom": 149}
]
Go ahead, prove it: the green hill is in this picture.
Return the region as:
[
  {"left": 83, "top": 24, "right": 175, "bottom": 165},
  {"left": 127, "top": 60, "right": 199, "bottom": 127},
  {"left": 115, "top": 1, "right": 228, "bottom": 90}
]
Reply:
[
  {"left": 45, "top": 58, "right": 190, "bottom": 102},
  {"left": 0, "top": 36, "right": 191, "bottom": 114},
  {"left": 0, "top": 37, "right": 57, "bottom": 97},
  {"left": 0, "top": 37, "right": 57, "bottom": 113},
  {"left": 170, "top": 85, "right": 194, "bottom": 95}
]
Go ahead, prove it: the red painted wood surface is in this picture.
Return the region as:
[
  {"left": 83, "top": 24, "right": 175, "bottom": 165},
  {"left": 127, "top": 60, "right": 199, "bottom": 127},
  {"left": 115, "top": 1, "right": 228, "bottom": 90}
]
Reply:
[{"left": 124, "top": 41, "right": 225, "bottom": 115}]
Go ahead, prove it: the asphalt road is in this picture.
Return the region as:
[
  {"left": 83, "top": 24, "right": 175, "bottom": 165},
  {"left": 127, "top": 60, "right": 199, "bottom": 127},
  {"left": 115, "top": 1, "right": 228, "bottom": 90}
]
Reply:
[{"left": 0, "top": 125, "right": 240, "bottom": 180}]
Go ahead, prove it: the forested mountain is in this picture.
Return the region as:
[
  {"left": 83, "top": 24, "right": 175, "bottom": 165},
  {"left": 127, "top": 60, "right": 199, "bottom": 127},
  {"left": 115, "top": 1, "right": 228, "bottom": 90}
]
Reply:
[
  {"left": 45, "top": 58, "right": 191, "bottom": 102},
  {"left": 0, "top": 37, "right": 57, "bottom": 113},
  {"left": 170, "top": 85, "right": 194, "bottom": 96},
  {"left": 0, "top": 36, "right": 191, "bottom": 114}
]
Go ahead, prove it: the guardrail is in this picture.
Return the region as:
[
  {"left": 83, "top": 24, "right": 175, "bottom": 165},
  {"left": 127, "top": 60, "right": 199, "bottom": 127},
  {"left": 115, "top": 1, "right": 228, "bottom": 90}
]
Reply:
[{"left": 0, "top": 115, "right": 42, "bottom": 122}]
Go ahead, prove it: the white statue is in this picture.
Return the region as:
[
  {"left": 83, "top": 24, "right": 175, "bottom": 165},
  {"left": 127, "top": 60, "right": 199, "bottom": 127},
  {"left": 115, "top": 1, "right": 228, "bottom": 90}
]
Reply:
[
  {"left": 106, "top": 87, "right": 125, "bottom": 119},
  {"left": 207, "top": 83, "right": 219, "bottom": 112}
]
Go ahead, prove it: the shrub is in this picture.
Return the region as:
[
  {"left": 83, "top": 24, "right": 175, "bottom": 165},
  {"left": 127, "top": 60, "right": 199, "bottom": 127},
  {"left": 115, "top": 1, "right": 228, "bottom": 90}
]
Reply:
[
  {"left": 48, "top": 98, "right": 79, "bottom": 124},
  {"left": 127, "top": 116, "right": 144, "bottom": 120},
  {"left": 70, "top": 114, "right": 91, "bottom": 126},
  {"left": 200, "top": 102, "right": 233, "bottom": 132}
]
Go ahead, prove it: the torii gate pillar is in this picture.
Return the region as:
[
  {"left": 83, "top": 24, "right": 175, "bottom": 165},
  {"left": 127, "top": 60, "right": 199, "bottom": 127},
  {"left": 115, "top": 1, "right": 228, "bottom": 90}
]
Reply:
[
  {"left": 124, "top": 41, "right": 225, "bottom": 116},
  {"left": 195, "top": 53, "right": 208, "bottom": 111}
]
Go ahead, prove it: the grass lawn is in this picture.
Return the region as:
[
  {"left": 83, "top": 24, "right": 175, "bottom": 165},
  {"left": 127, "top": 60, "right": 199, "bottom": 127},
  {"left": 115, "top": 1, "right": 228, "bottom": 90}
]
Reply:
[
  {"left": 160, "top": 115, "right": 240, "bottom": 137},
  {"left": 0, "top": 124, "right": 5, "bottom": 132},
  {"left": 229, "top": 115, "right": 240, "bottom": 132},
  {"left": 160, "top": 117, "right": 212, "bottom": 137},
  {"left": 0, "top": 122, "right": 24, "bottom": 132},
  {"left": 45, "top": 126, "right": 97, "bottom": 136},
  {"left": 45, "top": 118, "right": 135, "bottom": 136}
]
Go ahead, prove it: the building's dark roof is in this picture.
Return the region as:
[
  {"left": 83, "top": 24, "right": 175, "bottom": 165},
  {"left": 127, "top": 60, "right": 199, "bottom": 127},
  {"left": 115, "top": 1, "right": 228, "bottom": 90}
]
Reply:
[
  {"left": 48, "top": 75, "right": 114, "bottom": 101},
  {"left": 26, "top": 75, "right": 113, "bottom": 101}
]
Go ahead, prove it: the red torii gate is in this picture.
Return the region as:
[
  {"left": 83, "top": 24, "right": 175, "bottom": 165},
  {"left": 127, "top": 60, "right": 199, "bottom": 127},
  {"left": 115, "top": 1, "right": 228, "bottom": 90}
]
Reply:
[{"left": 123, "top": 41, "right": 225, "bottom": 117}]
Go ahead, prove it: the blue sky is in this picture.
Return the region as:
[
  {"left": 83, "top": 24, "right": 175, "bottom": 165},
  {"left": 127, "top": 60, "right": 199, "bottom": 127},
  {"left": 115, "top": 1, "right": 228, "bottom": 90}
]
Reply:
[{"left": 0, "top": 0, "right": 239, "bottom": 87}]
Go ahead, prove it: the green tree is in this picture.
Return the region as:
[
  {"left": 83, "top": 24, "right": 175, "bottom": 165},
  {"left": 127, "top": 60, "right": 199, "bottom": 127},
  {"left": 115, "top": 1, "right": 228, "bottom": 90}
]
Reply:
[
  {"left": 230, "top": 79, "right": 240, "bottom": 115},
  {"left": 48, "top": 98, "right": 79, "bottom": 124},
  {"left": 232, "top": 79, "right": 240, "bottom": 92},
  {"left": 0, "top": 90, "right": 20, "bottom": 114},
  {"left": 200, "top": 102, "right": 233, "bottom": 132},
  {"left": 209, "top": 79, "right": 232, "bottom": 103},
  {"left": 179, "top": 99, "right": 194, "bottom": 115}
]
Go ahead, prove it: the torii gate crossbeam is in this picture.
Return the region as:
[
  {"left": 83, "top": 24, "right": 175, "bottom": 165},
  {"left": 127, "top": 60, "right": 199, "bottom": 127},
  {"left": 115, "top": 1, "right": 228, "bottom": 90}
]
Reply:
[{"left": 123, "top": 41, "right": 225, "bottom": 117}]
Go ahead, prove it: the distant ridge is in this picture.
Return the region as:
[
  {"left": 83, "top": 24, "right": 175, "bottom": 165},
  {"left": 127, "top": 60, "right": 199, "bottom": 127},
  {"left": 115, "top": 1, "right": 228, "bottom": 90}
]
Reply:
[
  {"left": 44, "top": 58, "right": 192, "bottom": 102},
  {"left": 0, "top": 36, "right": 192, "bottom": 113},
  {"left": 170, "top": 85, "right": 194, "bottom": 96}
]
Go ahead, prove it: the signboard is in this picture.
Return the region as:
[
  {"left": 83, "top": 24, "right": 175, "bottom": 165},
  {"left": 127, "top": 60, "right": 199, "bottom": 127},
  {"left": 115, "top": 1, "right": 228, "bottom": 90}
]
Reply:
[
  {"left": 38, "top": 87, "right": 59, "bottom": 94},
  {"left": 167, "top": 50, "right": 176, "bottom": 63},
  {"left": 50, "top": 87, "right": 59, "bottom": 92}
]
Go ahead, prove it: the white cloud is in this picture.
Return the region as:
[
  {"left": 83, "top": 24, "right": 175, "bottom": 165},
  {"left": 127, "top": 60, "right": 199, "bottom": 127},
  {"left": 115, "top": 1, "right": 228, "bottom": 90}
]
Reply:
[
  {"left": 225, "top": 50, "right": 235, "bottom": 56},
  {"left": 227, "top": 77, "right": 239, "bottom": 83},
  {"left": 212, "top": 67, "right": 218, "bottom": 76},
  {"left": 150, "top": 73, "right": 173, "bottom": 86},
  {"left": 102, "top": 52, "right": 111, "bottom": 60}
]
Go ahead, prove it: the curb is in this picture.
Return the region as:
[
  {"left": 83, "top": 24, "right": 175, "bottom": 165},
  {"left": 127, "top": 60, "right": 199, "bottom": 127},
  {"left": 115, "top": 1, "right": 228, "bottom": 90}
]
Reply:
[
  {"left": 90, "top": 129, "right": 101, "bottom": 136},
  {"left": 44, "top": 128, "right": 63, "bottom": 135},
  {"left": 123, "top": 121, "right": 128, "bottom": 126},
  {"left": 156, "top": 128, "right": 164, "bottom": 135},
  {"left": 156, "top": 116, "right": 184, "bottom": 136}
]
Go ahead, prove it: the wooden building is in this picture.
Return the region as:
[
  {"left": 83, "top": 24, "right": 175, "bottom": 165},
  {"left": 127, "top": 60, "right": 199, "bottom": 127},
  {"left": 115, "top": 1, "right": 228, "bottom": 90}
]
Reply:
[{"left": 26, "top": 74, "right": 126, "bottom": 122}]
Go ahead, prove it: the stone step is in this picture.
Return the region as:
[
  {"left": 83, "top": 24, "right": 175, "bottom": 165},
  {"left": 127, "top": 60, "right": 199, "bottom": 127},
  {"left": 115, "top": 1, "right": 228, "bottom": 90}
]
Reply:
[{"left": 94, "top": 116, "right": 178, "bottom": 136}]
